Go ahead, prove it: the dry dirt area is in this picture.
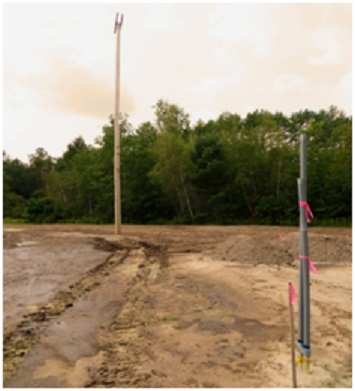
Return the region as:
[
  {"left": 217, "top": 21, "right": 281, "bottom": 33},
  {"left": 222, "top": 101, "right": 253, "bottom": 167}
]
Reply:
[{"left": 3, "top": 224, "right": 352, "bottom": 388}]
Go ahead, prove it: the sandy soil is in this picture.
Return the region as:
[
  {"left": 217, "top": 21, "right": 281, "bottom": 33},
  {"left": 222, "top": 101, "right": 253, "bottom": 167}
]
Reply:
[{"left": 3, "top": 224, "right": 352, "bottom": 388}]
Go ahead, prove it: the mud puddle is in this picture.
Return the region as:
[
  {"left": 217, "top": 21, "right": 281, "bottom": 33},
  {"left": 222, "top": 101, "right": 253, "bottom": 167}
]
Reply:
[
  {"left": 3, "top": 238, "right": 117, "bottom": 329},
  {"left": 5, "top": 249, "right": 143, "bottom": 388},
  {"left": 3, "top": 238, "right": 134, "bottom": 386},
  {"left": 4, "top": 237, "right": 169, "bottom": 388}
]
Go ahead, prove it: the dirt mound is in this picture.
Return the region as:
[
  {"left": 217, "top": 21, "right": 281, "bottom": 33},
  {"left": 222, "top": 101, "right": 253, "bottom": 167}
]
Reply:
[
  {"left": 207, "top": 233, "right": 352, "bottom": 266},
  {"left": 206, "top": 235, "right": 290, "bottom": 266},
  {"left": 283, "top": 232, "right": 352, "bottom": 264}
]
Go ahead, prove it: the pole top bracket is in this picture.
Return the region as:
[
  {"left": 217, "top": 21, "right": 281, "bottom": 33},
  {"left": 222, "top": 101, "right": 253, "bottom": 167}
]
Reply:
[{"left": 114, "top": 13, "right": 124, "bottom": 33}]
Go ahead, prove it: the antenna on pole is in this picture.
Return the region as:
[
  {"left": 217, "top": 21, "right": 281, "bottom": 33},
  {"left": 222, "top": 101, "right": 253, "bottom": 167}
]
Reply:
[
  {"left": 114, "top": 12, "right": 124, "bottom": 33},
  {"left": 114, "top": 12, "right": 123, "bottom": 235}
]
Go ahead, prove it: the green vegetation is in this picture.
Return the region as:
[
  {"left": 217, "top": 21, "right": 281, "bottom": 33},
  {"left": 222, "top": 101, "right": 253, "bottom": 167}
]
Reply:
[
  {"left": 3, "top": 102, "right": 351, "bottom": 226},
  {"left": 163, "top": 316, "right": 179, "bottom": 322}
]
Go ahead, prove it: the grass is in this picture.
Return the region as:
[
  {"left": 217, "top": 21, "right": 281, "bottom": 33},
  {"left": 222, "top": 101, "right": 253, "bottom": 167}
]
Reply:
[
  {"left": 162, "top": 316, "right": 179, "bottom": 322},
  {"left": 3, "top": 218, "right": 26, "bottom": 224},
  {"left": 221, "top": 311, "right": 235, "bottom": 319}
]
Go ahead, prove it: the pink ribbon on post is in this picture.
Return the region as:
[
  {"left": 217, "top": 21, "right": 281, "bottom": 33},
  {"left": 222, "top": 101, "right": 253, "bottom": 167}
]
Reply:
[
  {"left": 289, "top": 284, "right": 297, "bottom": 305},
  {"left": 299, "top": 201, "right": 314, "bottom": 223},
  {"left": 299, "top": 255, "right": 318, "bottom": 274},
  {"left": 277, "top": 232, "right": 286, "bottom": 241}
]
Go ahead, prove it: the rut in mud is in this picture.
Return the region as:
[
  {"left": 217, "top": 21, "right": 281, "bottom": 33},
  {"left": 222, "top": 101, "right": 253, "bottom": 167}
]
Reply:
[{"left": 85, "top": 242, "right": 171, "bottom": 388}]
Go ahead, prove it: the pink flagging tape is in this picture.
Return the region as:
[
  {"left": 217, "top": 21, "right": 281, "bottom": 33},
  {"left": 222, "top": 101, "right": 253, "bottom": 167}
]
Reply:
[
  {"left": 308, "top": 259, "right": 318, "bottom": 274},
  {"left": 289, "top": 284, "right": 297, "bottom": 305},
  {"left": 299, "top": 201, "right": 314, "bottom": 223},
  {"left": 277, "top": 232, "right": 286, "bottom": 240},
  {"left": 299, "top": 255, "right": 319, "bottom": 274}
]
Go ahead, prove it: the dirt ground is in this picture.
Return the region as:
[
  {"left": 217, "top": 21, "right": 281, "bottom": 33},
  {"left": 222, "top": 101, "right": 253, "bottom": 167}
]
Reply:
[{"left": 3, "top": 224, "right": 352, "bottom": 388}]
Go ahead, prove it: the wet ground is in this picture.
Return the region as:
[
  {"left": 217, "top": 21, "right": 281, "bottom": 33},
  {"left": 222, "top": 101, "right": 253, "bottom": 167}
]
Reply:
[{"left": 3, "top": 224, "right": 352, "bottom": 388}]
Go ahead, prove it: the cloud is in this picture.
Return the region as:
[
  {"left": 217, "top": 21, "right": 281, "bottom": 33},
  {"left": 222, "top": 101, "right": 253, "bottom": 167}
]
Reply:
[
  {"left": 333, "top": 72, "right": 352, "bottom": 113},
  {"left": 309, "top": 29, "right": 345, "bottom": 66},
  {"left": 23, "top": 57, "right": 134, "bottom": 119},
  {"left": 272, "top": 74, "right": 307, "bottom": 94},
  {"left": 144, "top": 4, "right": 184, "bottom": 33},
  {"left": 189, "top": 108, "right": 219, "bottom": 124}
]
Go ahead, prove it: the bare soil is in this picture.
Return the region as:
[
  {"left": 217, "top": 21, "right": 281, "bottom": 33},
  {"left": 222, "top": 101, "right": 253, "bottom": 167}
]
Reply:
[{"left": 3, "top": 224, "right": 352, "bottom": 388}]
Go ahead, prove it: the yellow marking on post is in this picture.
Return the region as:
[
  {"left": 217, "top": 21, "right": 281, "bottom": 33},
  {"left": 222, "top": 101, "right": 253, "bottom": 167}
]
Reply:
[{"left": 295, "top": 354, "right": 312, "bottom": 373}]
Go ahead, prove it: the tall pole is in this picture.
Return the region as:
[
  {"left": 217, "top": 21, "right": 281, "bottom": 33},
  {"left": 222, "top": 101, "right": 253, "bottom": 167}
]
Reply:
[
  {"left": 114, "top": 13, "right": 123, "bottom": 235},
  {"left": 298, "top": 134, "right": 311, "bottom": 372},
  {"left": 300, "top": 135, "right": 311, "bottom": 370}
]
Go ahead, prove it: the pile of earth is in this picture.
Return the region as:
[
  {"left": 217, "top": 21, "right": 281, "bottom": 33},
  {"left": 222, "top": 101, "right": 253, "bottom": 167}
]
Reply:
[
  {"left": 206, "top": 233, "right": 352, "bottom": 266},
  {"left": 282, "top": 232, "right": 352, "bottom": 264},
  {"left": 205, "top": 235, "right": 289, "bottom": 266}
]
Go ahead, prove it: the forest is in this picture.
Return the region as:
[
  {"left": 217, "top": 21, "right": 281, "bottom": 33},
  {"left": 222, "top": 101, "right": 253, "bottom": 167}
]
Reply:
[{"left": 3, "top": 101, "right": 352, "bottom": 226}]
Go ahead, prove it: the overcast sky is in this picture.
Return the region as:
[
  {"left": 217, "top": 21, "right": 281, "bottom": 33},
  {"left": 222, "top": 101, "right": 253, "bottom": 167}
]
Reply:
[{"left": 3, "top": 2, "right": 352, "bottom": 162}]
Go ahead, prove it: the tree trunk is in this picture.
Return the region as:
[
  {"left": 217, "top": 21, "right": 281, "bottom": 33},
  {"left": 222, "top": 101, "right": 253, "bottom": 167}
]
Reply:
[
  {"left": 179, "top": 169, "right": 194, "bottom": 220},
  {"left": 276, "top": 159, "right": 282, "bottom": 196}
]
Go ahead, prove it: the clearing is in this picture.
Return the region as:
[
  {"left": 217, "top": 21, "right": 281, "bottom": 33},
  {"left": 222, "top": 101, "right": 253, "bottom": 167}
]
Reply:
[{"left": 3, "top": 224, "right": 352, "bottom": 388}]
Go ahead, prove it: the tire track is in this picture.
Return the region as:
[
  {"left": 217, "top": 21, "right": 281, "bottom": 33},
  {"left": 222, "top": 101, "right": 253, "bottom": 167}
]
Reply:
[{"left": 87, "top": 242, "right": 169, "bottom": 388}]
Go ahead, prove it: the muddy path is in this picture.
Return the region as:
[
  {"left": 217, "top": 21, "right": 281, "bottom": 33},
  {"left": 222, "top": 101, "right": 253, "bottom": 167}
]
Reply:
[{"left": 3, "top": 225, "right": 352, "bottom": 388}]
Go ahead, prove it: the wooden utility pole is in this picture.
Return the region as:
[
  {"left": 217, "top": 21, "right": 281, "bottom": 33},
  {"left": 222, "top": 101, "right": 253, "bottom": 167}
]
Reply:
[{"left": 114, "top": 13, "right": 123, "bottom": 235}]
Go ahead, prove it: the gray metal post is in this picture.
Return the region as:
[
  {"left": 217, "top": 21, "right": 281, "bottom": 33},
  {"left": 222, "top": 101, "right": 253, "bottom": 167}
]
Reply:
[
  {"left": 297, "top": 179, "right": 304, "bottom": 356},
  {"left": 298, "top": 134, "right": 311, "bottom": 372},
  {"left": 298, "top": 178, "right": 310, "bottom": 361},
  {"left": 289, "top": 282, "right": 297, "bottom": 388}
]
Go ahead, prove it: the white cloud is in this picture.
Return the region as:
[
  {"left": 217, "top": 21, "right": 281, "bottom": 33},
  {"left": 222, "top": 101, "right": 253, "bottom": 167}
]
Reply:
[
  {"left": 309, "top": 29, "right": 344, "bottom": 66},
  {"left": 333, "top": 72, "right": 352, "bottom": 113},
  {"left": 189, "top": 108, "right": 219, "bottom": 125},
  {"left": 212, "top": 45, "right": 246, "bottom": 75},
  {"left": 272, "top": 74, "right": 307, "bottom": 94},
  {"left": 182, "top": 76, "right": 227, "bottom": 103},
  {"left": 144, "top": 4, "right": 184, "bottom": 33},
  {"left": 211, "top": 3, "right": 276, "bottom": 58}
]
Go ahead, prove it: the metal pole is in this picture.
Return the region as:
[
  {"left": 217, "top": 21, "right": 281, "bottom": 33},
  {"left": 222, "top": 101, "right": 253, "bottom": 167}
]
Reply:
[
  {"left": 289, "top": 282, "right": 297, "bottom": 388},
  {"left": 297, "top": 179, "right": 305, "bottom": 360},
  {"left": 114, "top": 13, "right": 124, "bottom": 235},
  {"left": 298, "top": 134, "right": 311, "bottom": 372},
  {"left": 298, "top": 179, "right": 310, "bottom": 359}
]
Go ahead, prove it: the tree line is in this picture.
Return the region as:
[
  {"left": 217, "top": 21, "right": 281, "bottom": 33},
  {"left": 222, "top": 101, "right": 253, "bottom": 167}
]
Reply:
[{"left": 3, "top": 101, "right": 352, "bottom": 226}]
